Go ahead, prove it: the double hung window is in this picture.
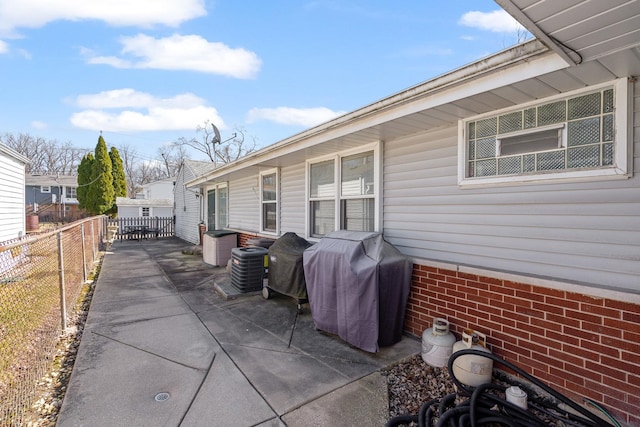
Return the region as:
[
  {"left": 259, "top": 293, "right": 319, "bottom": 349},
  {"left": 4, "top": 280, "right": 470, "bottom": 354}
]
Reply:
[
  {"left": 308, "top": 145, "right": 379, "bottom": 238},
  {"left": 260, "top": 170, "right": 278, "bottom": 233}
]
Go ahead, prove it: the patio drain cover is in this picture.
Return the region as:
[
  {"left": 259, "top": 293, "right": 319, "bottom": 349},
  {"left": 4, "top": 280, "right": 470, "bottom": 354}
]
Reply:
[{"left": 154, "top": 392, "right": 171, "bottom": 402}]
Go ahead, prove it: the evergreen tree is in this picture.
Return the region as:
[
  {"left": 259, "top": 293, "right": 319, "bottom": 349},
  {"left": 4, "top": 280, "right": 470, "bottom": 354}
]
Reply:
[
  {"left": 109, "top": 147, "right": 127, "bottom": 213},
  {"left": 76, "top": 153, "right": 94, "bottom": 210},
  {"left": 86, "top": 136, "right": 115, "bottom": 215}
]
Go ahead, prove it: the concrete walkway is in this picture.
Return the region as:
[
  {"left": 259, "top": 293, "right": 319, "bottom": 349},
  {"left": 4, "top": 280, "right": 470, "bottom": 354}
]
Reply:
[{"left": 57, "top": 237, "right": 420, "bottom": 426}]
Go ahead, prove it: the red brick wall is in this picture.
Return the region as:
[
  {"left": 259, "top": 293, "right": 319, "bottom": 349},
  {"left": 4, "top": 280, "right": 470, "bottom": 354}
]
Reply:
[
  {"left": 406, "top": 263, "right": 640, "bottom": 426},
  {"left": 237, "top": 232, "right": 275, "bottom": 248}
]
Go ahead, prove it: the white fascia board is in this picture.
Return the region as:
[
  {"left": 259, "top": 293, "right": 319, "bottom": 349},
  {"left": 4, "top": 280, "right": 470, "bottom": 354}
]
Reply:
[{"left": 495, "top": 0, "right": 578, "bottom": 66}]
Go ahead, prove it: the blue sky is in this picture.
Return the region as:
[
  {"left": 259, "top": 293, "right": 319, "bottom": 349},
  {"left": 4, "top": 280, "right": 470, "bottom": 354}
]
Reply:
[{"left": 0, "top": 0, "right": 526, "bottom": 161}]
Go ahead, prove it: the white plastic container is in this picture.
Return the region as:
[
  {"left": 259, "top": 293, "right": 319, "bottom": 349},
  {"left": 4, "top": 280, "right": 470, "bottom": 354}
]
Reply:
[
  {"left": 421, "top": 318, "right": 456, "bottom": 368},
  {"left": 506, "top": 386, "right": 528, "bottom": 409},
  {"left": 451, "top": 329, "right": 493, "bottom": 387}
]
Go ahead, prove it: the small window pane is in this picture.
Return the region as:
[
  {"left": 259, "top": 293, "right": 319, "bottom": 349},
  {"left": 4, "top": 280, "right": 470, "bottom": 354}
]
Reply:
[
  {"left": 603, "top": 143, "right": 614, "bottom": 166},
  {"left": 603, "top": 114, "right": 614, "bottom": 142},
  {"left": 498, "top": 111, "right": 522, "bottom": 134},
  {"left": 475, "top": 138, "right": 496, "bottom": 159},
  {"left": 568, "top": 92, "right": 601, "bottom": 120},
  {"left": 538, "top": 100, "right": 566, "bottom": 126},
  {"left": 341, "top": 199, "right": 374, "bottom": 232},
  {"left": 500, "top": 128, "right": 560, "bottom": 156},
  {"left": 219, "top": 187, "right": 228, "bottom": 228},
  {"left": 523, "top": 154, "right": 536, "bottom": 172},
  {"left": 262, "top": 173, "right": 276, "bottom": 201},
  {"left": 310, "top": 160, "right": 334, "bottom": 198},
  {"left": 568, "top": 118, "right": 600, "bottom": 146},
  {"left": 475, "top": 159, "right": 496, "bottom": 177},
  {"left": 341, "top": 151, "right": 374, "bottom": 196},
  {"left": 568, "top": 146, "right": 600, "bottom": 168},
  {"left": 468, "top": 122, "right": 476, "bottom": 139},
  {"left": 498, "top": 157, "right": 521, "bottom": 175},
  {"left": 476, "top": 117, "right": 497, "bottom": 138},
  {"left": 537, "top": 151, "right": 565, "bottom": 171},
  {"left": 263, "top": 203, "right": 276, "bottom": 232},
  {"left": 603, "top": 89, "right": 614, "bottom": 113},
  {"left": 524, "top": 108, "right": 537, "bottom": 128},
  {"left": 311, "top": 200, "right": 335, "bottom": 237},
  {"left": 468, "top": 141, "right": 476, "bottom": 160},
  {"left": 207, "top": 189, "right": 216, "bottom": 230}
]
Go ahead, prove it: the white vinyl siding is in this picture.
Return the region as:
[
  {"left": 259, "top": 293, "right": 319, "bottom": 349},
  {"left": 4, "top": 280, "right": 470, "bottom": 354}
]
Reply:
[
  {"left": 117, "top": 206, "right": 139, "bottom": 218},
  {"left": 228, "top": 175, "right": 260, "bottom": 232},
  {"left": 0, "top": 150, "right": 27, "bottom": 242},
  {"left": 383, "top": 79, "right": 640, "bottom": 292},
  {"left": 175, "top": 163, "right": 203, "bottom": 245},
  {"left": 280, "top": 162, "right": 306, "bottom": 236}
]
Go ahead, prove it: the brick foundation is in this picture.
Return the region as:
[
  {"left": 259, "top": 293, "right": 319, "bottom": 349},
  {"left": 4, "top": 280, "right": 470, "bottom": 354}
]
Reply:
[{"left": 406, "top": 263, "right": 640, "bottom": 425}]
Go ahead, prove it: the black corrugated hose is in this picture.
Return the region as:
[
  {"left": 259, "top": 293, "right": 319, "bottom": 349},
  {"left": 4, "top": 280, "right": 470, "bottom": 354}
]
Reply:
[{"left": 385, "top": 349, "right": 618, "bottom": 427}]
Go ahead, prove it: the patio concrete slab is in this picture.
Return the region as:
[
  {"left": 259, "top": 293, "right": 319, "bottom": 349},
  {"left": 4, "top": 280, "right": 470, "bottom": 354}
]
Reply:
[
  {"left": 282, "top": 372, "right": 389, "bottom": 426},
  {"left": 58, "top": 237, "right": 421, "bottom": 426}
]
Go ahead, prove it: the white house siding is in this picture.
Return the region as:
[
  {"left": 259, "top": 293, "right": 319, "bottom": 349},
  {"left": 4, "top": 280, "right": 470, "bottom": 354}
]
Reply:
[
  {"left": 117, "top": 206, "right": 140, "bottom": 217},
  {"left": 0, "top": 149, "right": 27, "bottom": 242},
  {"left": 152, "top": 207, "right": 173, "bottom": 217},
  {"left": 383, "top": 80, "right": 640, "bottom": 292},
  {"left": 228, "top": 175, "right": 260, "bottom": 232},
  {"left": 175, "top": 164, "right": 202, "bottom": 245},
  {"left": 279, "top": 162, "right": 306, "bottom": 236}
]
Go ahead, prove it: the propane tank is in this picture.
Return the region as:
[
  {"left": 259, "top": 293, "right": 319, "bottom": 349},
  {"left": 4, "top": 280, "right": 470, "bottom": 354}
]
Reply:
[
  {"left": 421, "top": 318, "right": 456, "bottom": 368},
  {"left": 451, "top": 329, "right": 493, "bottom": 387}
]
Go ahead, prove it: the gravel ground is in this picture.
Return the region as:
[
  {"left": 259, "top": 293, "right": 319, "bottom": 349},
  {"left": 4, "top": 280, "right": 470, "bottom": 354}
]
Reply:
[{"left": 383, "top": 355, "right": 457, "bottom": 419}]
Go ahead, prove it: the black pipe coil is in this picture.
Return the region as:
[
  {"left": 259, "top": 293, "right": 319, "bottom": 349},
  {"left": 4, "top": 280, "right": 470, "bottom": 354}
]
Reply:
[{"left": 385, "top": 349, "right": 617, "bottom": 427}]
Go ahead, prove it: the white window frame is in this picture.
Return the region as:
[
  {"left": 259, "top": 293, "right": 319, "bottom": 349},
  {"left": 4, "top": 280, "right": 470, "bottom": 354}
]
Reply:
[
  {"left": 458, "top": 78, "right": 631, "bottom": 188},
  {"left": 41, "top": 185, "right": 51, "bottom": 193},
  {"left": 65, "top": 186, "right": 77, "bottom": 200},
  {"left": 259, "top": 169, "right": 279, "bottom": 235},
  {"left": 305, "top": 141, "right": 382, "bottom": 240},
  {"left": 141, "top": 207, "right": 150, "bottom": 217},
  {"left": 205, "top": 182, "right": 229, "bottom": 230}
]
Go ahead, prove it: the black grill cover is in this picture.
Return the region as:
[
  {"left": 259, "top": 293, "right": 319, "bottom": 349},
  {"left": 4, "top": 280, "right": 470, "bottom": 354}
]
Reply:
[
  {"left": 268, "top": 232, "right": 312, "bottom": 299},
  {"left": 303, "top": 230, "right": 412, "bottom": 353}
]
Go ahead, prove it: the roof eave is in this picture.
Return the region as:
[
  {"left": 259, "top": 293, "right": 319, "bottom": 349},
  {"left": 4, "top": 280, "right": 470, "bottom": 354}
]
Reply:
[{"left": 187, "top": 39, "right": 553, "bottom": 187}]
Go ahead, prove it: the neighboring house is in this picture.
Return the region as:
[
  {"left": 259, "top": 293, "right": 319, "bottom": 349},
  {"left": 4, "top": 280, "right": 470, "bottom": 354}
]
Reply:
[
  {"left": 174, "top": 160, "right": 217, "bottom": 244},
  {"left": 0, "top": 143, "right": 29, "bottom": 242},
  {"left": 137, "top": 177, "right": 174, "bottom": 200},
  {"left": 186, "top": 1, "right": 640, "bottom": 423},
  {"left": 116, "top": 177, "right": 174, "bottom": 218},
  {"left": 25, "top": 174, "right": 84, "bottom": 223}
]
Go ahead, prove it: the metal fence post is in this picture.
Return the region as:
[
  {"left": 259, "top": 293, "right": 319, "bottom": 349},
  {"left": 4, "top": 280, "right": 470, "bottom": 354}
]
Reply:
[
  {"left": 91, "top": 219, "right": 96, "bottom": 261},
  {"left": 57, "top": 230, "right": 67, "bottom": 330},
  {"left": 81, "top": 224, "right": 87, "bottom": 282}
]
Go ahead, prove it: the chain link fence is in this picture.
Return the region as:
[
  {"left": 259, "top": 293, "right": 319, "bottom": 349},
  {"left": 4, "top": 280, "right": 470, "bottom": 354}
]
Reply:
[{"left": 0, "top": 216, "right": 107, "bottom": 426}]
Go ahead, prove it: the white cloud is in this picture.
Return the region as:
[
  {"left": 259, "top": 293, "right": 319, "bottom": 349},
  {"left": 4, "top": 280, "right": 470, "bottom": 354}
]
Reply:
[
  {"left": 247, "top": 107, "right": 346, "bottom": 127},
  {"left": 0, "top": 39, "right": 7, "bottom": 53},
  {"left": 84, "top": 34, "right": 261, "bottom": 79},
  {"left": 459, "top": 10, "right": 525, "bottom": 33},
  {"left": 70, "top": 89, "right": 225, "bottom": 132},
  {"left": 31, "top": 120, "right": 47, "bottom": 129},
  {"left": 74, "top": 88, "right": 205, "bottom": 110},
  {"left": 0, "top": 0, "right": 206, "bottom": 35}
]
